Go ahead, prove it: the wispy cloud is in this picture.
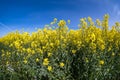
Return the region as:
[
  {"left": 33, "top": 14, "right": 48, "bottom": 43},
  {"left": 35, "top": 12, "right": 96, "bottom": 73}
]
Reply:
[
  {"left": 108, "top": 3, "right": 120, "bottom": 27},
  {"left": 0, "top": 22, "right": 13, "bottom": 31},
  {"left": 113, "top": 4, "right": 120, "bottom": 17}
]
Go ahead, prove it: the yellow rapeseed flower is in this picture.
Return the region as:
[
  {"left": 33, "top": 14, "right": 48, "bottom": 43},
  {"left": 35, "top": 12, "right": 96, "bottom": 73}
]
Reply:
[
  {"left": 31, "top": 42, "right": 37, "bottom": 48},
  {"left": 96, "top": 19, "right": 101, "bottom": 26},
  {"left": 6, "top": 61, "right": 9, "bottom": 65},
  {"left": 50, "top": 43, "right": 54, "bottom": 47},
  {"left": 60, "top": 62, "right": 65, "bottom": 67},
  {"left": 88, "top": 17, "right": 92, "bottom": 22},
  {"left": 14, "top": 41, "right": 21, "bottom": 49},
  {"left": 99, "top": 60, "right": 104, "bottom": 65},
  {"left": 23, "top": 59, "right": 28, "bottom": 64},
  {"left": 27, "top": 48, "right": 32, "bottom": 53},
  {"left": 108, "top": 47, "right": 111, "bottom": 51},
  {"left": 72, "top": 50, "right": 76, "bottom": 54},
  {"left": 43, "top": 58, "right": 49, "bottom": 66},
  {"left": 48, "top": 52, "right": 52, "bottom": 57},
  {"left": 90, "top": 33, "right": 95, "bottom": 42},
  {"left": 101, "top": 44, "right": 105, "bottom": 50},
  {"left": 58, "top": 20, "right": 66, "bottom": 27},
  {"left": 112, "top": 52, "right": 115, "bottom": 56},
  {"left": 47, "top": 66, "right": 52, "bottom": 71},
  {"left": 32, "top": 50, "right": 35, "bottom": 54},
  {"left": 36, "top": 58, "right": 39, "bottom": 62}
]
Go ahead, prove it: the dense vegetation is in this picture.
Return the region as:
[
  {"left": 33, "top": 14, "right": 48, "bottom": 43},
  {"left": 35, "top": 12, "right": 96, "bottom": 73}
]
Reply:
[{"left": 0, "top": 15, "right": 120, "bottom": 80}]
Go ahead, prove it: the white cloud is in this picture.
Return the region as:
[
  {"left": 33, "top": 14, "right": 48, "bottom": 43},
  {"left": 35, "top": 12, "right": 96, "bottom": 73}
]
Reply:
[
  {"left": 113, "top": 4, "right": 120, "bottom": 16},
  {"left": 108, "top": 4, "right": 120, "bottom": 27},
  {"left": 0, "top": 22, "right": 13, "bottom": 31}
]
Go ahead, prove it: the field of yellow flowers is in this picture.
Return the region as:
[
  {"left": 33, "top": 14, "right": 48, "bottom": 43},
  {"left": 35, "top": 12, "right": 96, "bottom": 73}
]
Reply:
[{"left": 0, "top": 14, "right": 120, "bottom": 80}]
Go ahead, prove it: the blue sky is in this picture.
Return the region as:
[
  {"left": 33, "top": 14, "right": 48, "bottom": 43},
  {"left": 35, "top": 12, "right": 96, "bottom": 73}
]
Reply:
[{"left": 0, "top": 0, "right": 120, "bottom": 36}]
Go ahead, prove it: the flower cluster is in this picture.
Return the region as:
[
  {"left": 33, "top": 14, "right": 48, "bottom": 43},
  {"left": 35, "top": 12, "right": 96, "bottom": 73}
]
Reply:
[{"left": 0, "top": 15, "right": 120, "bottom": 80}]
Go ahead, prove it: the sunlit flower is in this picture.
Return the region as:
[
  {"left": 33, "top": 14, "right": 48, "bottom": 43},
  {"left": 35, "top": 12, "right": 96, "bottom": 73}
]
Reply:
[
  {"left": 112, "top": 52, "right": 115, "bottom": 56},
  {"left": 60, "top": 62, "right": 65, "bottom": 67},
  {"left": 47, "top": 66, "right": 52, "bottom": 71},
  {"left": 23, "top": 59, "right": 28, "bottom": 64},
  {"left": 48, "top": 52, "right": 52, "bottom": 57},
  {"left": 36, "top": 58, "right": 39, "bottom": 62},
  {"left": 72, "top": 50, "right": 76, "bottom": 54},
  {"left": 90, "top": 33, "right": 95, "bottom": 42},
  {"left": 6, "top": 61, "right": 9, "bottom": 65},
  {"left": 43, "top": 58, "right": 49, "bottom": 66},
  {"left": 99, "top": 60, "right": 104, "bottom": 65},
  {"left": 27, "top": 48, "right": 32, "bottom": 53},
  {"left": 58, "top": 20, "right": 66, "bottom": 27}
]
